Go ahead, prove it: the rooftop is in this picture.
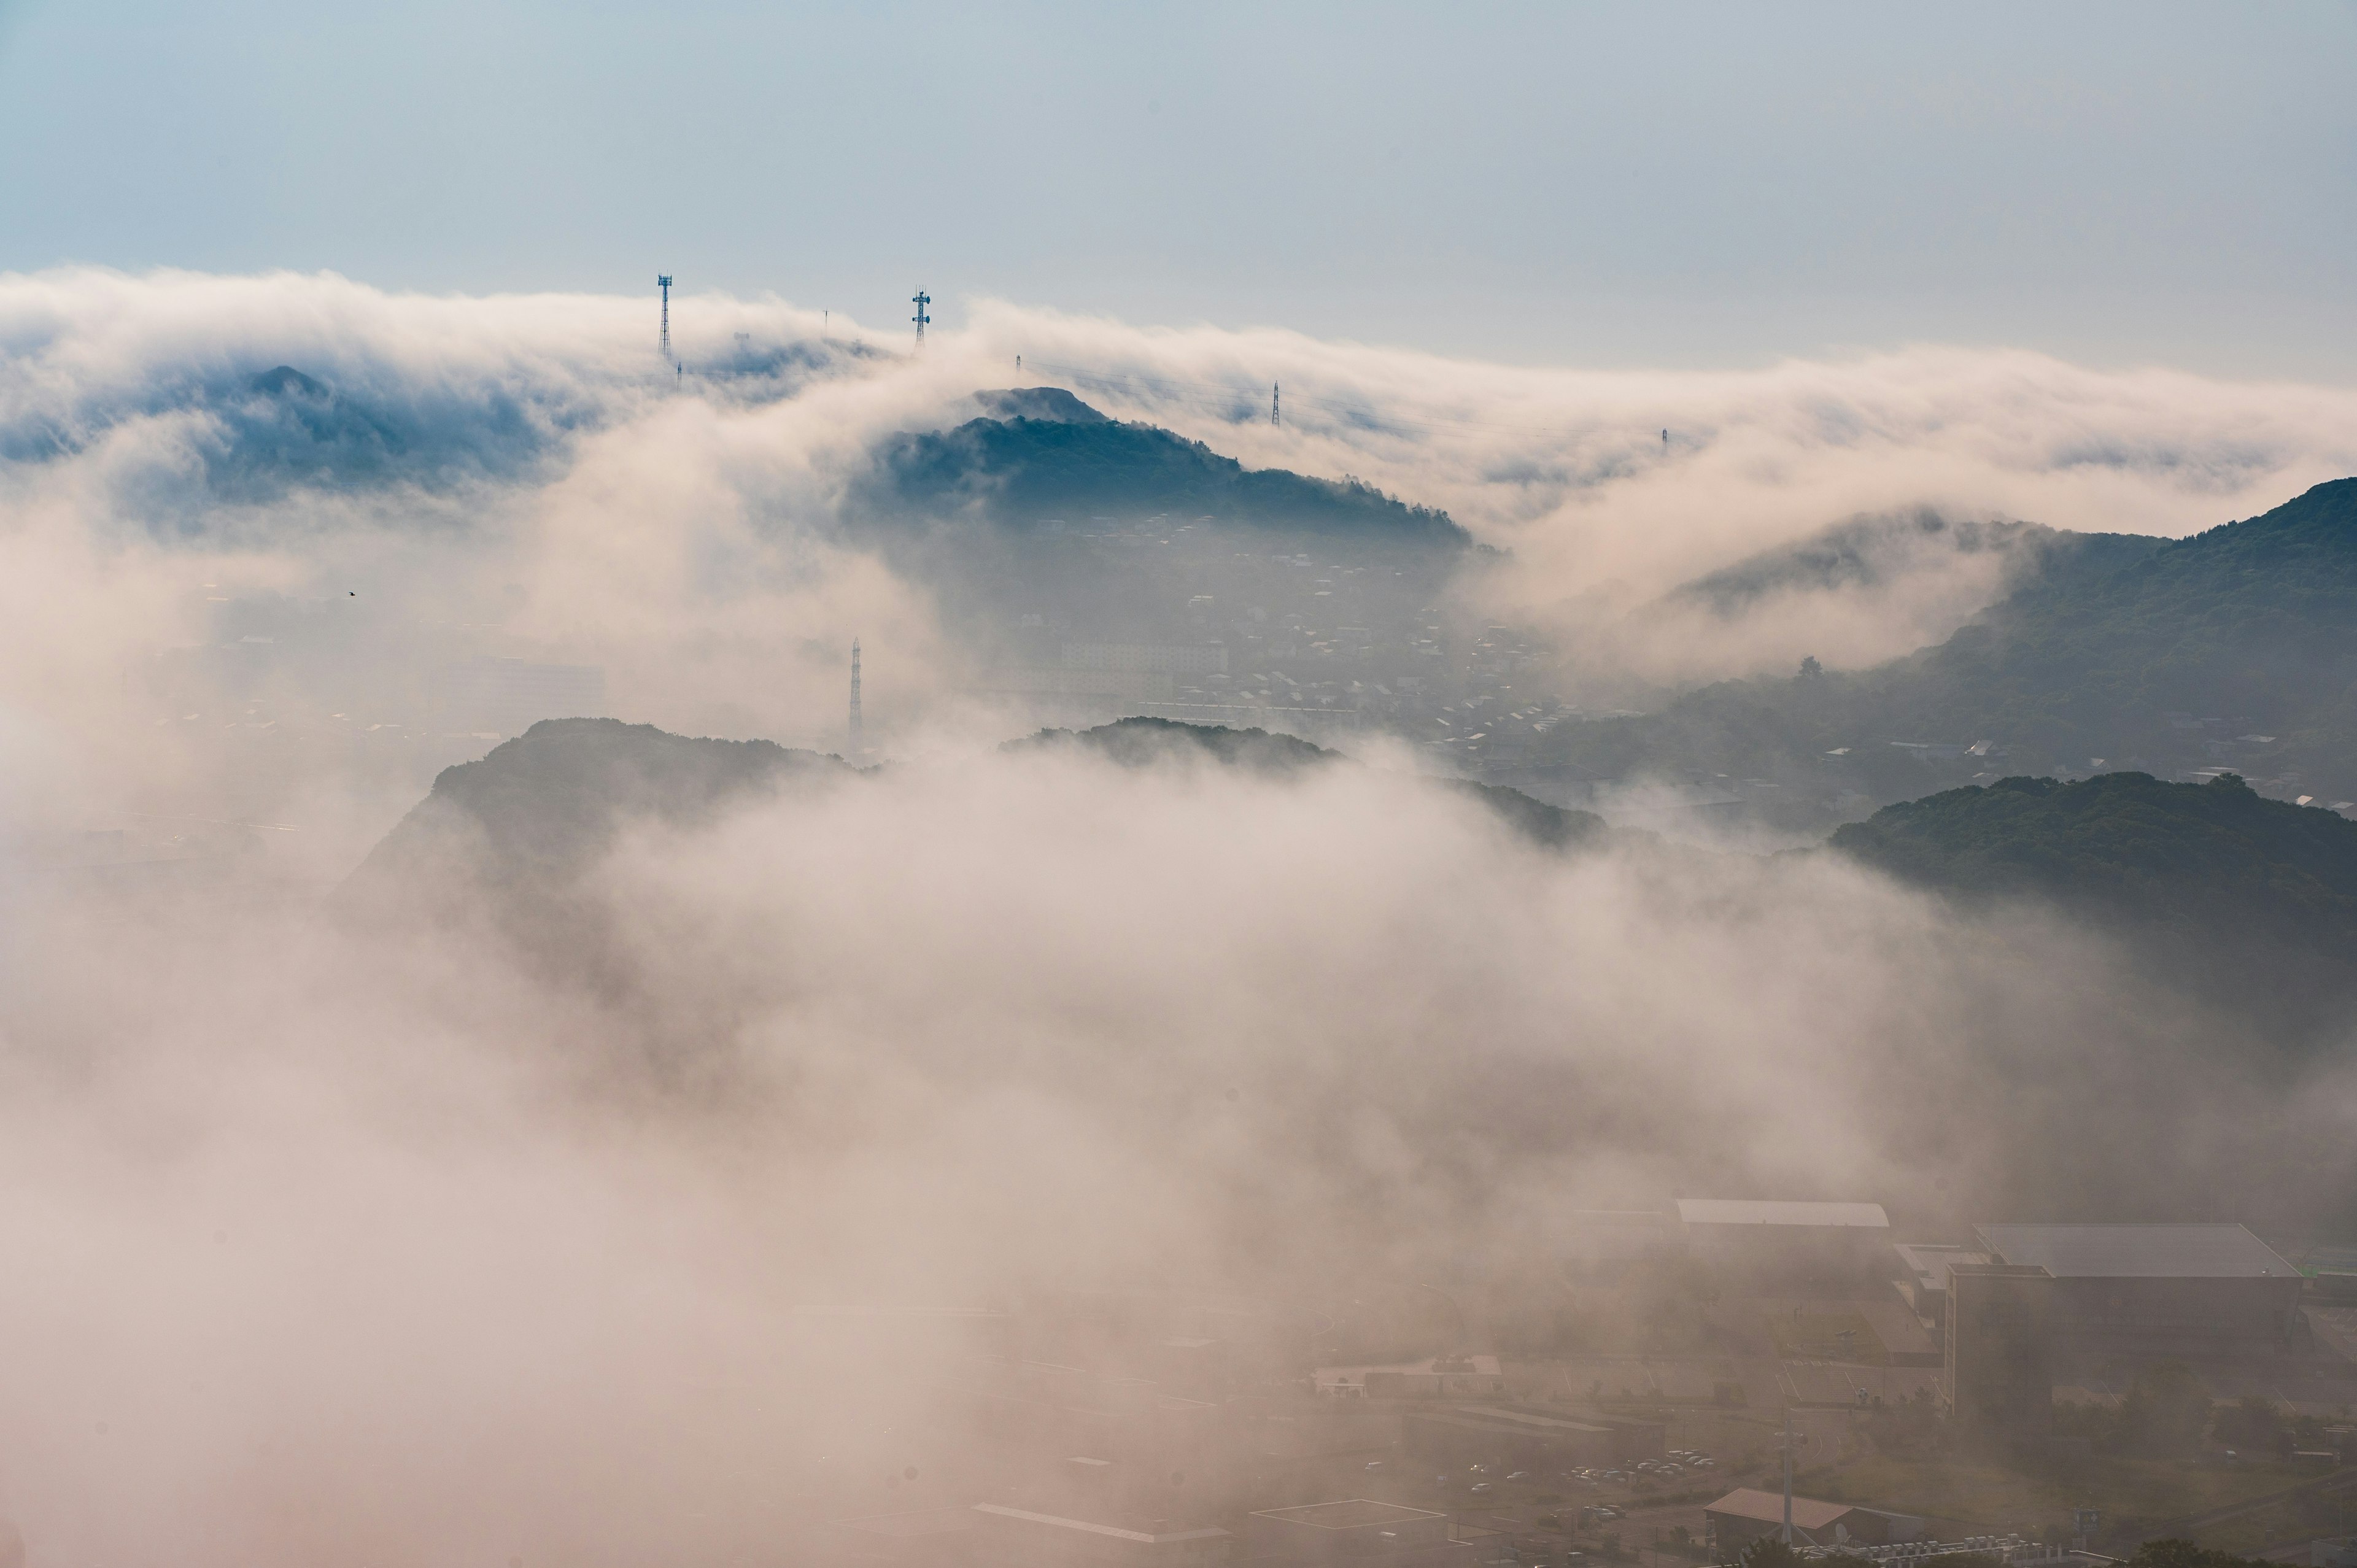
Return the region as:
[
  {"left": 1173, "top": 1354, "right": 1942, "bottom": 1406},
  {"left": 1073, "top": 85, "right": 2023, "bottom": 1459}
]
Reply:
[
  {"left": 1977, "top": 1223, "right": 2298, "bottom": 1279},
  {"left": 1252, "top": 1500, "right": 1447, "bottom": 1531},
  {"left": 1677, "top": 1199, "right": 1891, "bottom": 1230},
  {"left": 1706, "top": 1489, "right": 1856, "bottom": 1531}
]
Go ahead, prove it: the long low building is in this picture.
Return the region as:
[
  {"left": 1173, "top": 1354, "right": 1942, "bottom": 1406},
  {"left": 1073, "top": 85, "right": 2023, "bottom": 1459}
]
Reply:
[
  {"left": 1974, "top": 1223, "right": 2304, "bottom": 1348},
  {"left": 1705, "top": 1489, "right": 1925, "bottom": 1555},
  {"left": 1677, "top": 1199, "right": 1893, "bottom": 1288}
]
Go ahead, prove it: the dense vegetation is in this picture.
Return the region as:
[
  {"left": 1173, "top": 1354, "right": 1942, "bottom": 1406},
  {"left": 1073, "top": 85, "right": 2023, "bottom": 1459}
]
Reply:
[
  {"left": 1832, "top": 770, "right": 2357, "bottom": 1031},
  {"left": 1539, "top": 479, "right": 2357, "bottom": 808},
  {"left": 871, "top": 391, "right": 1471, "bottom": 545}
]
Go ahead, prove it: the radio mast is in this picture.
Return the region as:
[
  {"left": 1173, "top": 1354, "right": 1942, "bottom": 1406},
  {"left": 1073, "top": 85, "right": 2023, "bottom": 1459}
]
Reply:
[
  {"left": 657, "top": 275, "right": 673, "bottom": 361},
  {"left": 910, "top": 290, "right": 931, "bottom": 351}
]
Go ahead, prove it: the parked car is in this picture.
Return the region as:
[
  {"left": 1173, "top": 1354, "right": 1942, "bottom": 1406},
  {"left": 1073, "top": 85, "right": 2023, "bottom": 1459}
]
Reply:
[
  {"left": 1507, "top": 1471, "right": 1530, "bottom": 1481},
  {"left": 1471, "top": 1483, "right": 1493, "bottom": 1494},
  {"left": 1366, "top": 1461, "right": 1384, "bottom": 1471}
]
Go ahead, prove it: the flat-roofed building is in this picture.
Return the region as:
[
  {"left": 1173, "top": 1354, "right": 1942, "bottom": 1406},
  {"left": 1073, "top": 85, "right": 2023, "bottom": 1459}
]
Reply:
[
  {"left": 1894, "top": 1243, "right": 1990, "bottom": 1329},
  {"left": 1703, "top": 1489, "right": 1924, "bottom": 1555},
  {"left": 1975, "top": 1224, "right": 2304, "bottom": 1348},
  {"left": 1676, "top": 1199, "right": 1892, "bottom": 1289},
  {"left": 1947, "top": 1262, "right": 2055, "bottom": 1437},
  {"left": 1244, "top": 1500, "right": 1472, "bottom": 1568},
  {"left": 972, "top": 1503, "right": 1231, "bottom": 1568}
]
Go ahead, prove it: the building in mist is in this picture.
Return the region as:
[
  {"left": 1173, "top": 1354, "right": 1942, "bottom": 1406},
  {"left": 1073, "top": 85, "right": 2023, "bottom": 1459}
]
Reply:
[
  {"left": 1946, "top": 1262, "right": 2055, "bottom": 1437},
  {"left": 432, "top": 656, "right": 606, "bottom": 736},
  {"left": 1704, "top": 1489, "right": 1925, "bottom": 1556},
  {"left": 1974, "top": 1224, "right": 2304, "bottom": 1350},
  {"left": 1893, "top": 1243, "right": 1991, "bottom": 1330},
  {"left": 1675, "top": 1199, "right": 1892, "bottom": 1289}
]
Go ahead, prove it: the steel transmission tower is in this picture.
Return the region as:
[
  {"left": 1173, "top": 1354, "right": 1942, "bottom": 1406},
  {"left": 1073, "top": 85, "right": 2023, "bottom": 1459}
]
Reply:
[
  {"left": 657, "top": 275, "right": 673, "bottom": 360},
  {"left": 848, "top": 639, "right": 864, "bottom": 757},
  {"left": 1272, "top": 382, "right": 1280, "bottom": 426},
  {"left": 910, "top": 290, "right": 931, "bottom": 351}
]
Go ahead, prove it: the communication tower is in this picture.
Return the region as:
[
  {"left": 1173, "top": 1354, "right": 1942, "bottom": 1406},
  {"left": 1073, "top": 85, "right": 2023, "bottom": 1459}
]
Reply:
[
  {"left": 657, "top": 275, "right": 673, "bottom": 360},
  {"left": 911, "top": 290, "right": 932, "bottom": 351},
  {"left": 849, "top": 638, "right": 864, "bottom": 757},
  {"left": 1272, "top": 382, "right": 1280, "bottom": 427}
]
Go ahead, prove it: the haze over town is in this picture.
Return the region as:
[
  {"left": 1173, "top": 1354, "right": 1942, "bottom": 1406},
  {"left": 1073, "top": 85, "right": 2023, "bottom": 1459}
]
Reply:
[{"left": 3, "top": 7, "right": 2357, "bottom": 1568}]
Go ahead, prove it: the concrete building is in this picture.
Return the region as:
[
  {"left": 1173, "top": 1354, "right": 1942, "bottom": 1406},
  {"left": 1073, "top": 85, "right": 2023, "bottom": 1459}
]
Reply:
[
  {"left": 1894, "top": 1244, "right": 1991, "bottom": 1329},
  {"left": 1947, "top": 1262, "right": 2055, "bottom": 1437},
  {"left": 972, "top": 1503, "right": 1231, "bottom": 1568},
  {"left": 1402, "top": 1405, "right": 1663, "bottom": 1471},
  {"left": 1975, "top": 1224, "right": 2304, "bottom": 1349},
  {"left": 1244, "top": 1500, "right": 1472, "bottom": 1568},
  {"left": 1676, "top": 1199, "right": 1892, "bottom": 1288},
  {"left": 1704, "top": 1489, "right": 1925, "bottom": 1555}
]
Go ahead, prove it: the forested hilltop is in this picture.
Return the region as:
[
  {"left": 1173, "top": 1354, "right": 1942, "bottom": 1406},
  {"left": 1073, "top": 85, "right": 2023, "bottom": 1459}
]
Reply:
[
  {"left": 1832, "top": 769, "right": 2357, "bottom": 1037},
  {"left": 1533, "top": 479, "right": 2357, "bottom": 812}
]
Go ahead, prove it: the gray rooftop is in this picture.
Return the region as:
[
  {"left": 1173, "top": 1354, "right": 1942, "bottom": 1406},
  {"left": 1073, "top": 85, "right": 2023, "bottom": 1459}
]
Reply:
[
  {"left": 1677, "top": 1199, "right": 1889, "bottom": 1229},
  {"left": 1976, "top": 1223, "right": 2297, "bottom": 1279}
]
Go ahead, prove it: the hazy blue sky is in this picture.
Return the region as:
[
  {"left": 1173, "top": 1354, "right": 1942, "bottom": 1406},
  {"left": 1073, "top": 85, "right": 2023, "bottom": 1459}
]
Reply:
[{"left": 2, "top": 1, "right": 2352, "bottom": 376}]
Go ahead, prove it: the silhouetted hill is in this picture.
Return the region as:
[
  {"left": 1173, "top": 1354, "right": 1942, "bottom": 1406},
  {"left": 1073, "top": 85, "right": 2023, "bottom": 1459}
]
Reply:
[
  {"left": 1535, "top": 479, "right": 2357, "bottom": 812},
  {"left": 870, "top": 390, "right": 1471, "bottom": 545},
  {"left": 1668, "top": 509, "right": 2154, "bottom": 613},
  {"left": 1833, "top": 770, "right": 2357, "bottom": 1032},
  {"left": 343, "top": 717, "right": 851, "bottom": 911}
]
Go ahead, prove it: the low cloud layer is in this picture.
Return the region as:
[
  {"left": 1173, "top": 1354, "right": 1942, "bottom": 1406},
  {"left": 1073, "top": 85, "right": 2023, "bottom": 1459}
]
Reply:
[
  {"left": 6, "top": 739, "right": 2351, "bottom": 1562},
  {"left": 2, "top": 269, "right": 2355, "bottom": 1559}
]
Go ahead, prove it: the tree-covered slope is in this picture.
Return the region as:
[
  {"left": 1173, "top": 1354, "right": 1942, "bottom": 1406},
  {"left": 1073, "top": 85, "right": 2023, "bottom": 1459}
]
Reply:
[
  {"left": 1536, "top": 479, "right": 2357, "bottom": 807},
  {"left": 1832, "top": 770, "right": 2357, "bottom": 1025},
  {"left": 343, "top": 717, "right": 851, "bottom": 907},
  {"left": 870, "top": 391, "right": 1471, "bottom": 545}
]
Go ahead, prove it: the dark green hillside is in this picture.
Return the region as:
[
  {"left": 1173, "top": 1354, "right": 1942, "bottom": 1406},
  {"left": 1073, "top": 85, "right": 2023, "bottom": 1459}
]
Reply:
[
  {"left": 872, "top": 390, "right": 1470, "bottom": 545},
  {"left": 1833, "top": 770, "right": 2357, "bottom": 1026},
  {"left": 343, "top": 717, "right": 850, "bottom": 905},
  {"left": 1533, "top": 479, "right": 2357, "bottom": 812}
]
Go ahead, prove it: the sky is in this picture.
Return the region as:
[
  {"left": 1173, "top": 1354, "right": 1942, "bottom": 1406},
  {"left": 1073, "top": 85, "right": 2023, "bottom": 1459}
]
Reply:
[{"left": 1, "top": 1, "right": 2352, "bottom": 376}]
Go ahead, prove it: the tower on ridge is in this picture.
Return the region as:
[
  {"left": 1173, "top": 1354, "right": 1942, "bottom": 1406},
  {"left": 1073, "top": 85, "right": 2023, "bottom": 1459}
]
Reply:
[
  {"left": 657, "top": 275, "right": 673, "bottom": 361},
  {"left": 910, "top": 290, "right": 931, "bottom": 351}
]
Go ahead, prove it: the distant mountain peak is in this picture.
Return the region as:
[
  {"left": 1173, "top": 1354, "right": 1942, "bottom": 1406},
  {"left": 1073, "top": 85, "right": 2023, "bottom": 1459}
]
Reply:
[
  {"left": 972, "top": 387, "right": 1109, "bottom": 424},
  {"left": 250, "top": 365, "right": 328, "bottom": 400}
]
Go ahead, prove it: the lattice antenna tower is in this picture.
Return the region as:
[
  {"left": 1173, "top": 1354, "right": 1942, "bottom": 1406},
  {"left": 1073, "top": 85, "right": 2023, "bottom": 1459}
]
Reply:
[
  {"left": 657, "top": 275, "right": 673, "bottom": 361},
  {"left": 1272, "top": 382, "right": 1280, "bottom": 427},
  {"left": 848, "top": 638, "right": 864, "bottom": 756},
  {"left": 911, "top": 289, "right": 931, "bottom": 351}
]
